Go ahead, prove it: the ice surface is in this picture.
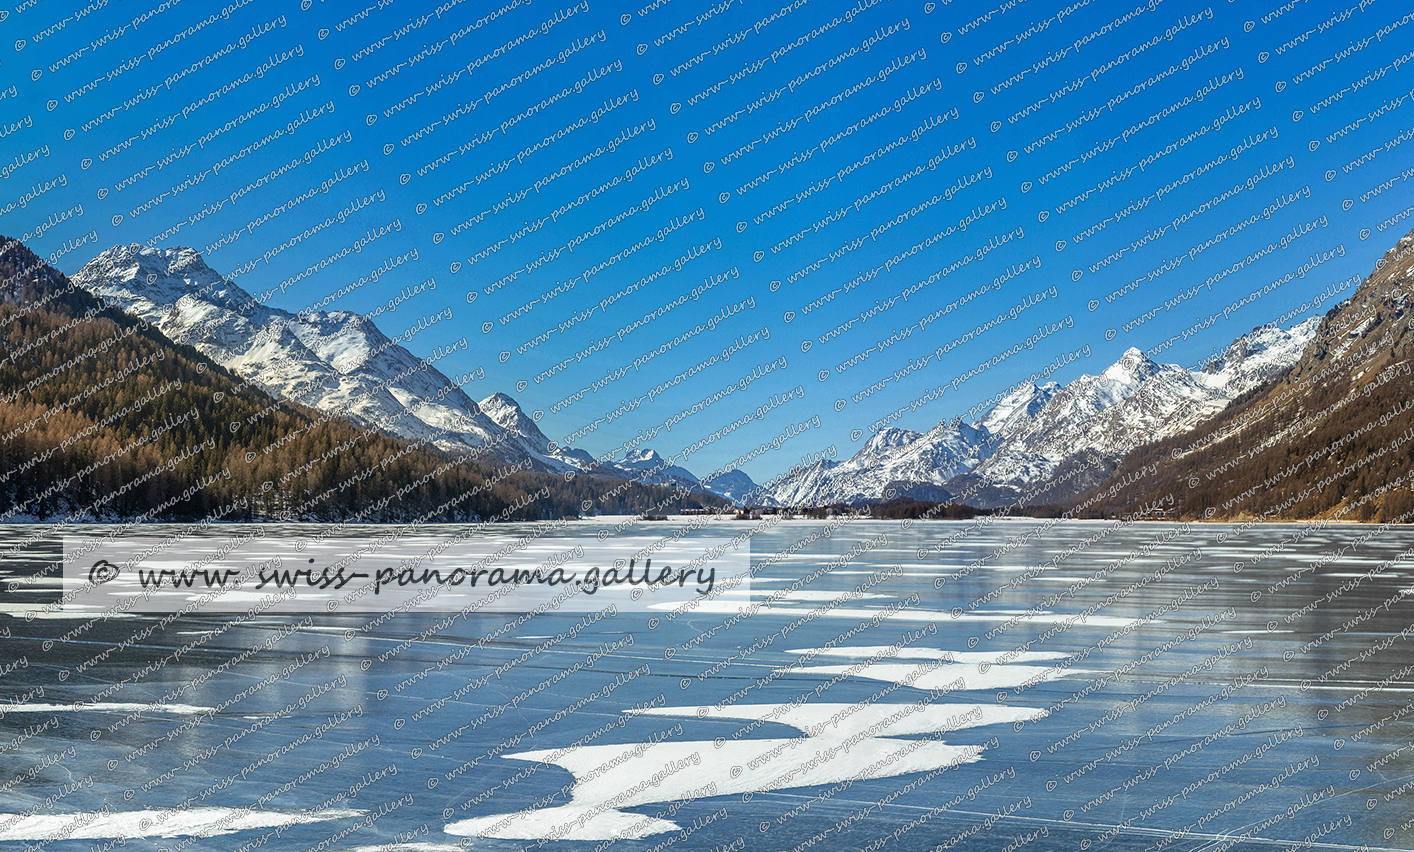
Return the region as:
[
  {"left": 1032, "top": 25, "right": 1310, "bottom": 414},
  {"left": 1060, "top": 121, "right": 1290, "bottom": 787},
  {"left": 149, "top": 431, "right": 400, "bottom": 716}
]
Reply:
[{"left": 785, "top": 646, "right": 1068, "bottom": 663}]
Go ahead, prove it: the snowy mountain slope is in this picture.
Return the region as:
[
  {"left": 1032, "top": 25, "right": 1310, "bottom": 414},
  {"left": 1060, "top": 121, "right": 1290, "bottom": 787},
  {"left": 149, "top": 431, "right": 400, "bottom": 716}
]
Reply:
[
  {"left": 71, "top": 245, "right": 758, "bottom": 500},
  {"left": 65, "top": 248, "right": 591, "bottom": 474},
  {"left": 700, "top": 469, "right": 759, "bottom": 503},
  {"left": 973, "top": 321, "right": 1320, "bottom": 488},
  {"left": 759, "top": 320, "right": 1319, "bottom": 506}
]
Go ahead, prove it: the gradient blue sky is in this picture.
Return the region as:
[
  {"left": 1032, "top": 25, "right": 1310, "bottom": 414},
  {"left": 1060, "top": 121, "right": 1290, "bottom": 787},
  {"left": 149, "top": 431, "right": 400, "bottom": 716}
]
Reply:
[{"left": 2, "top": 0, "right": 1411, "bottom": 484}]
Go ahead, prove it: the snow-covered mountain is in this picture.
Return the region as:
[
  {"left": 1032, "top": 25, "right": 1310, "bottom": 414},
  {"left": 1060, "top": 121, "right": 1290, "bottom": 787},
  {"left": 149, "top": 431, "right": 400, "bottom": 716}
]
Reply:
[
  {"left": 73, "top": 245, "right": 598, "bottom": 472},
  {"left": 700, "top": 469, "right": 759, "bottom": 504},
  {"left": 612, "top": 449, "right": 702, "bottom": 490},
  {"left": 477, "top": 391, "right": 601, "bottom": 470},
  {"left": 973, "top": 321, "right": 1319, "bottom": 489},
  {"left": 759, "top": 319, "right": 1320, "bottom": 507},
  {"left": 975, "top": 381, "right": 1060, "bottom": 436},
  {"left": 762, "top": 422, "right": 994, "bottom": 506},
  {"left": 71, "top": 245, "right": 753, "bottom": 499},
  {"left": 1085, "top": 225, "right": 1414, "bottom": 521}
]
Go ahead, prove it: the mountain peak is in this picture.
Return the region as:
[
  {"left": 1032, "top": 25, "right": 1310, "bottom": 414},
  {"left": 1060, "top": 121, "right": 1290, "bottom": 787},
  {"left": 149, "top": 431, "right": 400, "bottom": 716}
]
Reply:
[
  {"left": 862, "top": 427, "right": 923, "bottom": 453},
  {"left": 479, "top": 392, "right": 523, "bottom": 415},
  {"left": 485, "top": 391, "right": 518, "bottom": 405},
  {"left": 1199, "top": 318, "right": 1320, "bottom": 392},
  {"left": 975, "top": 381, "right": 1059, "bottom": 437},
  {"left": 613, "top": 448, "right": 700, "bottom": 488},
  {"left": 1101, "top": 347, "right": 1156, "bottom": 381},
  {"left": 701, "top": 468, "right": 760, "bottom": 505},
  {"left": 77, "top": 244, "right": 260, "bottom": 325},
  {"left": 92, "top": 244, "right": 219, "bottom": 285},
  {"left": 477, "top": 393, "right": 540, "bottom": 441}
]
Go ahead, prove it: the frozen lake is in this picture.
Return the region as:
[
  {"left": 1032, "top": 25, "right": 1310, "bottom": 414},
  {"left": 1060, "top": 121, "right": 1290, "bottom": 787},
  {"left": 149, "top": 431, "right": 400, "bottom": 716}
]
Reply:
[{"left": 1, "top": 516, "right": 1411, "bottom": 851}]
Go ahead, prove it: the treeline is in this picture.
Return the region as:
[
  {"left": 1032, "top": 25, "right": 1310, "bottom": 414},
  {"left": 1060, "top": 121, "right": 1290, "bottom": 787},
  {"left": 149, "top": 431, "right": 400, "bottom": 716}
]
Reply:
[{"left": 0, "top": 238, "right": 723, "bottom": 522}]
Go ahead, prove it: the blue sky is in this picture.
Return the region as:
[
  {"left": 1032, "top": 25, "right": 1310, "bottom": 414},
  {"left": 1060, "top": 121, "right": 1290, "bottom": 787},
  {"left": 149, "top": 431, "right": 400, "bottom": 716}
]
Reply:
[{"left": 2, "top": 0, "right": 1412, "bottom": 484}]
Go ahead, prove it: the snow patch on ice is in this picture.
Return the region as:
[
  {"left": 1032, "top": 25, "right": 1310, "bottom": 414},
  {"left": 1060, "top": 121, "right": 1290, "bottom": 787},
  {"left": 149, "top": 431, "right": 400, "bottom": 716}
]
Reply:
[
  {"left": 0, "top": 807, "right": 361, "bottom": 840},
  {"left": 5, "top": 702, "right": 214, "bottom": 713},
  {"left": 452, "top": 646, "right": 1088, "bottom": 841}
]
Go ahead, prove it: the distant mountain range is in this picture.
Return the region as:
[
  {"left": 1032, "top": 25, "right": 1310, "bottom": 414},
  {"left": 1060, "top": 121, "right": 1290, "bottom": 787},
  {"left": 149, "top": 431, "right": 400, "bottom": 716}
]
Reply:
[
  {"left": 756, "top": 321, "right": 1319, "bottom": 508},
  {"left": 71, "top": 245, "right": 750, "bottom": 501}
]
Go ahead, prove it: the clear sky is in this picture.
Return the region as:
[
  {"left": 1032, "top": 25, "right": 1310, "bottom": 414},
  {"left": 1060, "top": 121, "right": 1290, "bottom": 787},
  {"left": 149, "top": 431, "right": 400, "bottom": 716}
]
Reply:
[{"left": 2, "top": 0, "right": 1411, "bottom": 484}]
